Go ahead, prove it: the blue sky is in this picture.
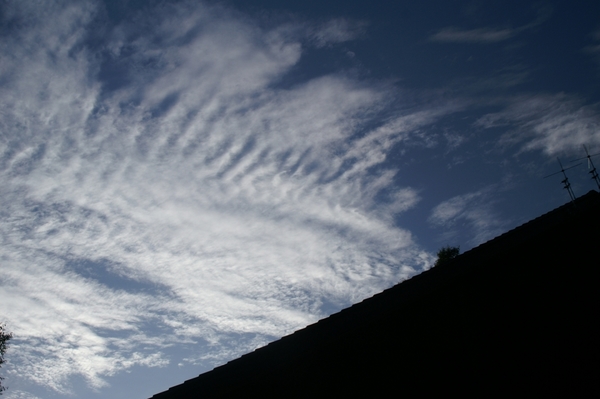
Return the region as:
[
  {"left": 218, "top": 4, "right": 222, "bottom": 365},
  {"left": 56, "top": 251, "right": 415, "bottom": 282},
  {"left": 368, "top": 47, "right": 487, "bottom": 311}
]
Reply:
[{"left": 1, "top": 1, "right": 599, "bottom": 398}]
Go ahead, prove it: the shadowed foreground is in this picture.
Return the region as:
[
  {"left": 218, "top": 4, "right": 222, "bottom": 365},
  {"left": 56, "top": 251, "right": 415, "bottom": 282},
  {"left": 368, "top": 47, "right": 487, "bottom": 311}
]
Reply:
[{"left": 151, "top": 191, "right": 600, "bottom": 398}]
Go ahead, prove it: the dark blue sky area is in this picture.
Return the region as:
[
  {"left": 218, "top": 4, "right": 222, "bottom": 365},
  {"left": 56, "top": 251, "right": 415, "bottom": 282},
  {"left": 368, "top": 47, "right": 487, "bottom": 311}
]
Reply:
[{"left": 227, "top": 1, "right": 600, "bottom": 93}]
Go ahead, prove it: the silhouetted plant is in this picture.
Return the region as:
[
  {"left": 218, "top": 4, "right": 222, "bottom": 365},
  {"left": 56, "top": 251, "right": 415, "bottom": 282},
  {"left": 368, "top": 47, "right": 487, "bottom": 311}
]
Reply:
[
  {"left": 434, "top": 246, "right": 460, "bottom": 267},
  {"left": 0, "top": 323, "right": 12, "bottom": 395}
]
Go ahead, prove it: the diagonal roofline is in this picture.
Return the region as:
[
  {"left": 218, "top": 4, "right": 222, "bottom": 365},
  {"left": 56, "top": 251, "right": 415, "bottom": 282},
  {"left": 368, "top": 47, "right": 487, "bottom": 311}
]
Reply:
[{"left": 150, "top": 189, "right": 600, "bottom": 398}]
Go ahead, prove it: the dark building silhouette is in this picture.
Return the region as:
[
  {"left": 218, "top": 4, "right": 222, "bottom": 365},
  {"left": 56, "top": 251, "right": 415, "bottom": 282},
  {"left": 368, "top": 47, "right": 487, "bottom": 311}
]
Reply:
[{"left": 150, "top": 191, "right": 600, "bottom": 398}]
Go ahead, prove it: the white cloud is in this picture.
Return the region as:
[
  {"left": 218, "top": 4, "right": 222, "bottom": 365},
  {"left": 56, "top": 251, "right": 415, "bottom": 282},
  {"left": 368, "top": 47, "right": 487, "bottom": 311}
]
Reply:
[
  {"left": 0, "top": 0, "right": 439, "bottom": 394},
  {"left": 475, "top": 94, "right": 600, "bottom": 155},
  {"left": 309, "top": 18, "right": 367, "bottom": 47},
  {"left": 430, "top": 27, "right": 514, "bottom": 43},
  {"left": 430, "top": 6, "right": 551, "bottom": 44},
  {"left": 429, "top": 186, "right": 507, "bottom": 247},
  {"left": 3, "top": 391, "right": 43, "bottom": 399}
]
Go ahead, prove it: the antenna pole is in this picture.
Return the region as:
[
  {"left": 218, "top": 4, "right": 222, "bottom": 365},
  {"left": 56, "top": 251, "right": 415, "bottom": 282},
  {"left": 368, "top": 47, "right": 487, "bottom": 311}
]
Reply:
[
  {"left": 583, "top": 145, "right": 600, "bottom": 190},
  {"left": 544, "top": 158, "right": 581, "bottom": 202},
  {"left": 558, "top": 158, "right": 577, "bottom": 201},
  {"left": 571, "top": 145, "right": 600, "bottom": 191}
]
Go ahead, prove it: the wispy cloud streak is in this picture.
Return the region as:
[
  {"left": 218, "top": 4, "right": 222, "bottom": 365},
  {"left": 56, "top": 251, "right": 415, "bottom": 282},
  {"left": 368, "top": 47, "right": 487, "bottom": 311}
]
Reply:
[
  {"left": 430, "top": 5, "right": 551, "bottom": 44},
  {"left": 475, "top": 94, "right": 600, "bottom": 155},
  {"left": 429, "top": 186, "right": 508, "bottom": 247},
  {"left": 430, "top": 27, "right": 514, "bottom": 43}
]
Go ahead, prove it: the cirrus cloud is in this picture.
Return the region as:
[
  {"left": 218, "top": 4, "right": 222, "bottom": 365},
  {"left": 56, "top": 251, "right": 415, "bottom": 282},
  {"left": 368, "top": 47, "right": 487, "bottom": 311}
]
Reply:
[{"left": 0, "top": 0, "right": 441, "bottom": 395}]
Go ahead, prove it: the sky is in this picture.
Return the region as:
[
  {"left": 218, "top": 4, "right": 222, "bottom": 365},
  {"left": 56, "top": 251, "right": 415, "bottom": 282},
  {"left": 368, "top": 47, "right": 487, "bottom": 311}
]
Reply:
[{"left": 1, "top": 1, "right": 599, "bottom": 398}]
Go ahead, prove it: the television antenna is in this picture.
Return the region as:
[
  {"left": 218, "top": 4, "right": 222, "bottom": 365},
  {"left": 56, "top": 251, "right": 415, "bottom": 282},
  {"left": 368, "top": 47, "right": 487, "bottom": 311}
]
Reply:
[
  {"left": 571, "top": 144, "right": 600, "bottom": 190},
  {"left": 544, "top": 157, "right": 581, "bottom": 202}
]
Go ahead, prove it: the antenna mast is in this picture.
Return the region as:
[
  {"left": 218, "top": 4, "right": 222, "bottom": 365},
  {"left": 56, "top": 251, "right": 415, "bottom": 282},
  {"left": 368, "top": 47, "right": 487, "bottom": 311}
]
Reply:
[
  {"left": 571, "top": 144, "right": 600, "bottom": 190},
  {"left": 544, "top": 157, "right": 581, "bottom": 202}
]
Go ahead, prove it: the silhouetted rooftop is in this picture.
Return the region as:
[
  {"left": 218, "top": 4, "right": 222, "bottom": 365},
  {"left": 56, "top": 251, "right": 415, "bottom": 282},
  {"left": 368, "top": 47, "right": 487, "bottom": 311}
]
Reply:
[{"left": 150, "top": 190, "right": 600, "bottom": 398}]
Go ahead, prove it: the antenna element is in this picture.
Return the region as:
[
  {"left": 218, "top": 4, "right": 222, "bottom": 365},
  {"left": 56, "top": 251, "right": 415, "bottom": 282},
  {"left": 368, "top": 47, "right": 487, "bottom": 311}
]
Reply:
[
  {"left": 544, "top": 157, "right": 581, "bottom": 202},
  {"left": 571, "top": 144, "right": 600, "bottom": 190}
]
